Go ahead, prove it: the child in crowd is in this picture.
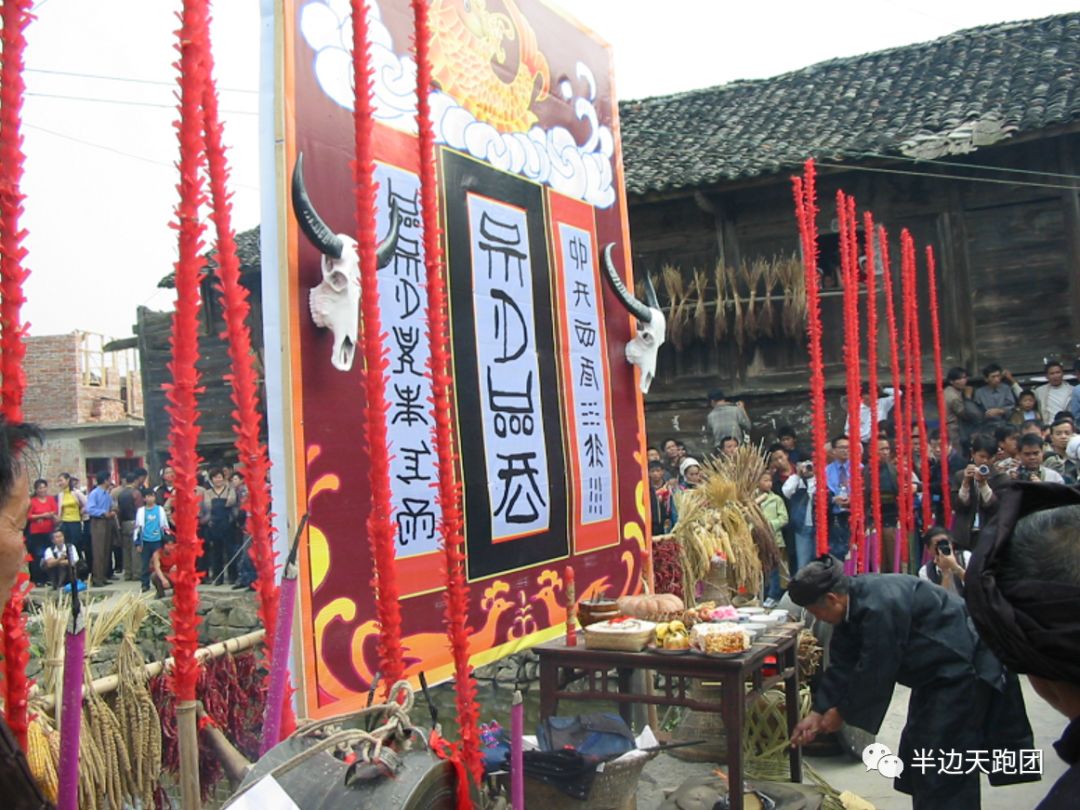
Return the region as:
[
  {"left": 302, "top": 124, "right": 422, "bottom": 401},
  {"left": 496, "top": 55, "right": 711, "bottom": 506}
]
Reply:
[
  {"left": 1009, "top": 389, "right": 1041, "bottom": 424},
  {"left": 756, "top": 470, "right": 789, "bottom": 607}
]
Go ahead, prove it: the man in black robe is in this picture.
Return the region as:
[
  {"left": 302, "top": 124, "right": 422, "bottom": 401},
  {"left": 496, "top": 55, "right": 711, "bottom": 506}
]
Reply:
[
  {"left": 966, "top": 482, "right": 1080, "bottom": 809},
  {"left": 788, "top": 554, "right": 1037, "bottom": 809}
]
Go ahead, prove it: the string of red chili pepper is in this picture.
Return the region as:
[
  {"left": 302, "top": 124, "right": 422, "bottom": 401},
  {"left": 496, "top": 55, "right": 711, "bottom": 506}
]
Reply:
[
  {"left": 412, "top": 0, "right": 482, "bottom": 787},
  {"left": 862, "top": 213, "right": 883, "bottom": 572},
  {"left": 350, "top": 0, "right": 404, "bottom": 686},
  {"left": 791, "top": 161, "right": 829, "bottom": 555},
  {"left": 0, "top": 0, "right": 34, "bottom": 752},
  {"left": 166, "top": 0, "right": 210, "bottom": 703},
  {"left": 926, "top": 246, "right": 952, "bottom": 522},
  {"left": 200, "top": 32, "right": 294, "bottom": 738},
  {"left": 878, "top": 226, "right": 910, "bottom": 571}
]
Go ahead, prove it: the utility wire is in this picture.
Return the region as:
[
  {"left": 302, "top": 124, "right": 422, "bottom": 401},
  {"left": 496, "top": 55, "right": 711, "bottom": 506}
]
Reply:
[
  {"left": 26, "top": 90, "right": 257, "bottom": 116},
  {"left": 814, "top": 161, "right": 1079, "bottom": 191},
  {"left": 27, "top": 66, "right": 258, "bottom": 94}
]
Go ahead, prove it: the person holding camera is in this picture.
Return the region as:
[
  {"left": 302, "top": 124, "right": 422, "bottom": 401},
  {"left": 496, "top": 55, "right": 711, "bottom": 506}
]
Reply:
[
  {"left": 952, "top": 434, "right": 1001, "bottom": 551},
  {"left": 918, "top": 527, "right": 970, "bottom": 595},
  {"left": 782, "top": 456, "right": 818, "bottom": 571},
  {"left": 1013, "top": 433, "right": 1066, "bottom": 484}
]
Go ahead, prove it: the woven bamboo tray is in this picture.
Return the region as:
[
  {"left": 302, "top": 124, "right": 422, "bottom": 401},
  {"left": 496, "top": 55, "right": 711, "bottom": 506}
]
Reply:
[
  {"left": 583, "top": 620, "right": 655, "bottom": 652},
  {"left": 524, "top": 749, "right": 657, "bottom": 810}
]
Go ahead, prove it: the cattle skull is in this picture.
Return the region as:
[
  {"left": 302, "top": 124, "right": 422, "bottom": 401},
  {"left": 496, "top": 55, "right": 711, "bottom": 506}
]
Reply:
[
  {"left": 291, "top": 153, "right": 402, "bottom": 371},
  {"left": 600, "top": 243, "right": 666, "bottom": 393}
]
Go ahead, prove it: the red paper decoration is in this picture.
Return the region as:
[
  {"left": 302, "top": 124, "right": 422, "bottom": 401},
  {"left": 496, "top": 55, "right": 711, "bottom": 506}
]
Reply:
[
  {"left": 351, "top": 0, "right": 404, "bottom": 686},
  {"left": 836, "top": 192, "right": 864, "bottom": 565},
  {"left": 166, "top": 0, "right": 211, "bottom": 701},
  {"left": 0, "top": 0, "right": 33, "bottom": 751},
  {"left": 862, "top": 213, "right": 883, "bottom": 573},
  {"left": 413, "top": 0, "right": 481, "bottom": 788},
  {"left": 901, "top": 231, "right": 933, "bottom": 532},
  {"left": 791, "top": 161, "right": 829, "bottom": 555},
  {"left": 925, "top": 246, "right": 952, "bottom": 524}
]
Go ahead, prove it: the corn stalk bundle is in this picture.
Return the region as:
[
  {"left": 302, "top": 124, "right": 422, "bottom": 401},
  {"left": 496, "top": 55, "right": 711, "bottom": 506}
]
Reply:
[
  {"left": 114, "top": 599, "right": 162, "bottom": 808},
  {"left": 713, "top": 260, "right": 729, "bottom": 341},
  {"left": 660, "top": 264, "right": 692, "bottom": 349},
  {"left": 692, "top": 269, "right": 709, "bottom": 340}
]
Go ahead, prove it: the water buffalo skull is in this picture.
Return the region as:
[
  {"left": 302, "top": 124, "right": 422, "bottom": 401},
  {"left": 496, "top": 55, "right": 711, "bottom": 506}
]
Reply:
[
  {"left": 600, "top": 243, "right": 666, "bottom": 394},
  {"left": 291, "top": 153, "right": 402, "bottom": 371}
]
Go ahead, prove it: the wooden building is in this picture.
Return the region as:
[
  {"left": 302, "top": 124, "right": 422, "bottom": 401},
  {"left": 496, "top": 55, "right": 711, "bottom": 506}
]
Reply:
[
  {"left": 618, "top": 13, "right": 1080, "bottom": 450},
  {"left": 131, "top": 227, "right": 265, "bottom": 477}
]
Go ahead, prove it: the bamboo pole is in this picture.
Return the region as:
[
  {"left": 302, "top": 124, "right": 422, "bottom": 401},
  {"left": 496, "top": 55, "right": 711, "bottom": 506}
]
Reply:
[
  {"left": 35, "top": 629, "right": 265, "bottom": 713},
  {"left": 177, "top": 700, "right": 200, "bottom": 810}
]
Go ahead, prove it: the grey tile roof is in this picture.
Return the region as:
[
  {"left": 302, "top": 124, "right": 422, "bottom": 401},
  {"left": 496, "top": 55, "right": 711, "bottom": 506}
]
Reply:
[
  {"left": 618, "top": 13, "right": 1080, "bottom": 195},
  {"left": 157, "top": 226, "right": 261, "bottom": 288}
]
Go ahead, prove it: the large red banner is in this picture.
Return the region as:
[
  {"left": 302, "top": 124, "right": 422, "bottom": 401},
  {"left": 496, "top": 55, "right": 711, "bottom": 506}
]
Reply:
[{"left": 273, "top": 0, "right": 648, "bottom": 719}]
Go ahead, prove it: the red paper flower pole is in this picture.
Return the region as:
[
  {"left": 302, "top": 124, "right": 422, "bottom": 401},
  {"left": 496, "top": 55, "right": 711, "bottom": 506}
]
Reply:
[
  {"left": 925, "top": 246, "right": 951, "bottom": 523},
  {"left": 0, "top": 0, "right": 33, "bottom": 753},
  {"left": 169, "top": 2, "right": 210, "bottom": 805},
  {"left": 791, "top": 161, "right": 829, "bottom": 555},
  {"left": 413, "top": 0, "right": 482, "bottom": 788},
  {"left": 901, "top": 231, "right": 933, "bottom": 533},
  {"left": 351, "top": 0, "right": 404, "bottom": 687},
  {"left": 862, "top": 213, "right": 883, "bottom": 573},
  {"left": 878, "top": 226, "right": 908, "bottom": 572},
  {"left": 837, "top": 193, "right": 864, "bottom": 569},
  {"left": 199, "top": 34, "right": 295, "bottom": 742}
]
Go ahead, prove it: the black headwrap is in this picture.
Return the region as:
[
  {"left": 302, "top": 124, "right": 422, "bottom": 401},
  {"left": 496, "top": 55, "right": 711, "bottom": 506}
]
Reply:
[
  {"left": 965, "top": 481, "right": 1080, "bottom": 683},
  {"left": 788, "top": 554, "right": 846, "bottom": 607}
]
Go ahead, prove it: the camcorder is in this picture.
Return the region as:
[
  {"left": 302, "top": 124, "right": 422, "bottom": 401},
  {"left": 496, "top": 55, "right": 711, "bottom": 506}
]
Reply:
[{"left": 798, "top": 461, "right": 814, "bottom": 476}]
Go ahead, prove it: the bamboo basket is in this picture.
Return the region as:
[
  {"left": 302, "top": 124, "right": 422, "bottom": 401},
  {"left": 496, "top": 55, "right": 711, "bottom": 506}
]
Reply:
[
  {"left": 743, "top": 685, "right": 812, "bottom": 781},
  {"left": 524, "top": 749, "right": 657, "bottom": 810}
]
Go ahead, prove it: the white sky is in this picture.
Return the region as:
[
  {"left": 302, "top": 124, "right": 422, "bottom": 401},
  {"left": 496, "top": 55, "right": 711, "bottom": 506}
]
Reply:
[{"left": 19, "top": 0, "right": 1080, "bottom": 338}]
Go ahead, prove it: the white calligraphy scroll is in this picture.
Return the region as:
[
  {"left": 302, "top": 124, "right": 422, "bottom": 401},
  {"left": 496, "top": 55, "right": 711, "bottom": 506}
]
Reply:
[
  {"left": 558, "top": 223, "right": 614, "bottom": 524},
  {"left": 467, "top": 193, "right": 551, "bottom": 541},
  {"left": 375, "top": 162, "right": 440, "bottom": 558}
]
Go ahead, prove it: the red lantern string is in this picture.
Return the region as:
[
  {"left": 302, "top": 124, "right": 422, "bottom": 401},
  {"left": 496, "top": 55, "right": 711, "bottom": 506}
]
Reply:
[
  {"left": 412, "top": 0, "right": 481, "bottom": 788},
  {"left": 351, "top": 0, "right": 404, "bottom": 686},
  {"left": 166, "top": 0, "right": 210, "bottom": 701},
  {"left": 925, "top": 246, "right": 951, "bottom": 523},
  {"left": 836, "top": 192, "right": 864, "bottom": 566},
  {"left": 200, "top": 39, "right": 294, "bottom": 737},
  {"left": 862, "top": 212, "right": 883, "bottom": 573},
  {"left": 878, "top": 226, "right": 909, "bottom": 571},
  {"left": 791, "top": 161, "right": 829, "bottom": 554},
  {"left": 901, "top": 231, "right": 933, "bottom": 532},
  {"left": 0, "top": 0, "right": 33, "bottom": 751}
]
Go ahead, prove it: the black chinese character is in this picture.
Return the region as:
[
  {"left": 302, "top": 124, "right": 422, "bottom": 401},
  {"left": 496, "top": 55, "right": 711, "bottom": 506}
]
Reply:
[
  {"left": 397, "top": 441, "right": 433, "bottom": 485},
  {"left": 478, "top": 211, "right": 527, "bottom": 285},
  {"left": 392, "top": 325, "right": 422, "bottom": 377},
  {"left": 397, "top": 496, "right": 436, "bottom": 546},
  {"left": 573, "top": 319, "right": 597, "bottom": 348},
  {"left": 391, "top": 383, "right": 429, "bottom": 426},
  {"left": 395, "top": 277, "right": 421, "bottom": 319},
  {"left": 567, "top": 234, "right": 589, "bottom": 272},
  {"left": 584, "top": 432, "right": 606, "bottom": 468},
  {"left": 493, "top": 452, "right": 546, "bottom": 524},
  {"left": 578, "top": 357, "right": 599, "bottom": 390},
  {"left": 572, "top": 280, "right": 592, "bottom": 308}
]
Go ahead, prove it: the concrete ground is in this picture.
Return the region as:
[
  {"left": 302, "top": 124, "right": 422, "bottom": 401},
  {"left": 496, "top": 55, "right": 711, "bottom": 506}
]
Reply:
[{"left": 637, "top": 679, "right": 1067, "bottom": 809}]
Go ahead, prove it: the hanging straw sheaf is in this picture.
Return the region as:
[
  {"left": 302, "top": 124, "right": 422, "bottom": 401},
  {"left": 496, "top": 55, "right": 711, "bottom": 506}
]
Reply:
[
  {"left": 661, "top": 264, "right": 691, "bottom": 349},
  {"left": 778, "top": 253, "right": 807, "bottom": 338},
  {"left": 413, "top": 0, "right": 482, "bottom": 787},
  {"left": 692, "top": 269, "right": 710, "bottom": 340},
  {"left": 712, "top": 260, "right": 729, "bottom": 341},
  {"left": 759, "top": 256, "right": 777, "bottom": 338},
  {"left": 709, "top": 444, "right": 783, "bottom": 576},
  {"left": 115, "top": 599, "right": 163, "bottom": 809}
]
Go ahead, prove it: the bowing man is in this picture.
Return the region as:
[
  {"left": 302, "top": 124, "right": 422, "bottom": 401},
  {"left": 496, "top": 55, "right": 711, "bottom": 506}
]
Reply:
[{"left": 788, "top": 554, "right": 1037, "bottom": 809}]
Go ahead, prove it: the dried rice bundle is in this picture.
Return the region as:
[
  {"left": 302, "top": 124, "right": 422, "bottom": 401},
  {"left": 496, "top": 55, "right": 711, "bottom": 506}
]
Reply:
[
  {"left": 115, "top": 597, "right": 162, "bottom": 808},
  {"left": 707, "top": 444, "right": 767, "bottom": 502},
  {"left": 730, "top": 263, "right": 745, "bottom": 352},
  {"left": 661, "top": 264, "right": 692, "bottom": 349},
  {"left": 692, "top": 269, "right": 709, "bottom": 340},
  {"left": 713, "top": 260, "right": 729, "bottom": 341},
  {"left": 779, "top": 253, "right": 807, "bottom": 338},
  {"left": 672, "top": 484, "right": 762, "bottom": 597},
  {"left": 744, "top": 258, "right": 766, "bottom": 339},
  {"left": 759, "top": 257, "right": 777, "bottom": 338}
]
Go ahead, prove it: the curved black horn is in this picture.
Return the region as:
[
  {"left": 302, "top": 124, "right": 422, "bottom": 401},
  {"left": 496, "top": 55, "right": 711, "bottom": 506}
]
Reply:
[
  {"left": 600, "top": 243, "right": 652, "bottom": 324},
  {"left": 375, "top": 201, "right": 403, "bottom": 269},
  {"left": 291, "top": 153, "right": 344, "bottom": 260}
]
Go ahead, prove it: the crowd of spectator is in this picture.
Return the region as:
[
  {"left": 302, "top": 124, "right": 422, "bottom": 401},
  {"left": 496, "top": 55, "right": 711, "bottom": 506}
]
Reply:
[
  {"left": 649, "top": 360, "right": 1080, "bottom": 606},
  {"left": 22, "top": 463, "right": 256, "bottom": 596}
]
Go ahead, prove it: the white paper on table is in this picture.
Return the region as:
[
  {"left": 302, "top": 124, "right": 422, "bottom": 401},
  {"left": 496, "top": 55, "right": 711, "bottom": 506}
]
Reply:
[
  {"left": 635, "top": 725, "right": 659, "bottom": 750},
  {"left": 227, "top": 775, "right": 301, "bottom": 810}
]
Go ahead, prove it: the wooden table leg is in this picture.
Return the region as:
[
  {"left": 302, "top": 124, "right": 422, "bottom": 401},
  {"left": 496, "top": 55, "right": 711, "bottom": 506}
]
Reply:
[
  {"left": 539, "top": 656, "right": 558, "bottom": 721},
  {"left": 722, "top": 675, "right": 746, "bottom": 810},
  {"left": 616, "top": 667, "right": 634, "bottom": 728},
  {"left": 784, "top": 647, "right": 803, "bottom": 783}
]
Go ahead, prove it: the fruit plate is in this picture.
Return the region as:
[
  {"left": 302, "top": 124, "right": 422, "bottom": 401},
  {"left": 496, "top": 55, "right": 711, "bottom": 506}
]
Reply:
[{"left": 646, "top": 645, "right": 691, "bottom": 655}]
